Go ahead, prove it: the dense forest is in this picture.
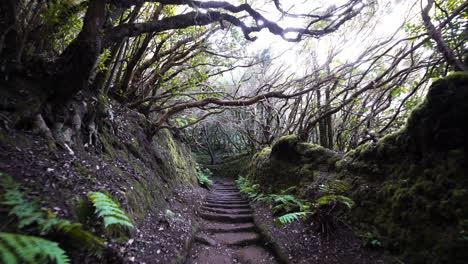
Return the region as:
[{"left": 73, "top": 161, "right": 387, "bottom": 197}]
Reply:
[{"left": 0, "top": 0, "right": 467, "bottom": 263}]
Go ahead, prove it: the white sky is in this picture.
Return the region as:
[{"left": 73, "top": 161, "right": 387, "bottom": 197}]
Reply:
[{"left": 243, "top": 0, "right": 421, "bottom": 73}]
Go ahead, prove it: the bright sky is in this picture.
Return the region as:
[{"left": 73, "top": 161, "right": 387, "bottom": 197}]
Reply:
[{"left": 243, "top": 0, "right": 421, "bottom": 74}]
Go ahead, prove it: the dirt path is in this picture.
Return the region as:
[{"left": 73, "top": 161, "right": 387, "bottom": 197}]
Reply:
[{"left": 186, "top": 180, "right": 278, "bottom": 264}]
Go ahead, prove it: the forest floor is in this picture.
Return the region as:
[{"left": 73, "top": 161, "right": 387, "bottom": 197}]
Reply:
[
  {"left": 0, "top": 130, "right": 207, "bottom": 263},
  {"left": 1, "top": 129, "right": 394, "bottom": 263},
  {"left": 250, "top": 201, "right": 395, "bottom": 264},
  {"left": 184, "top": 179, "right": 395, "bottom": 264}
]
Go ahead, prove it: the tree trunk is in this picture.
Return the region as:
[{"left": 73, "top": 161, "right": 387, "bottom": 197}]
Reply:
[
  {"left": 325, "top": 88, "right": 333, "bottom": 149},
  {"left": 0, "top": 0, "right": 18, "bottom": 76},
  {"left": 51, "top": 0, "right": 106, "bottom": 105},
  {"left": 317, "top": 89, "right": 328, "bottom": 147},
  {"left": 422, "top": 0, "right": 465, "bottom": 72}
]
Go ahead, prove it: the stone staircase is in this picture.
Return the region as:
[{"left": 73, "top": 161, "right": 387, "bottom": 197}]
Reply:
[{"left": 186, "top": 180, "right": 278, "bottom": 264}]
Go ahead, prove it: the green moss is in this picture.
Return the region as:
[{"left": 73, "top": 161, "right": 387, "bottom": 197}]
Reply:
[
  {"left": 0, "top": 131, "right": 31, "bottom": 148},
  {"left": 162, "top": 129, "right": 197, "bottom": 185},
  {"left": 72, "top": 197, "right": 95, "bottom": 226},
  {"left": 245, "top": 73, "right": 468, "bottom": 263},
  {"left": 72, "top": 160, "right": 94, "bottom": 179},
  {"left": 125, "top": 179, "right": 162, "bottom": 220},
  {"left": 271, "top": 135, "right": 299, "bottom": 161}
]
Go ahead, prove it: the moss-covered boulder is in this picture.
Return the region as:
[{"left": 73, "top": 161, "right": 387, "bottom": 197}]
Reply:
[{"left": 248, "top": 135, "right": 341, "bottom": 194}]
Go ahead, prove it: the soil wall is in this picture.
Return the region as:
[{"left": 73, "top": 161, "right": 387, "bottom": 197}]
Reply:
[{"left": 0, "top": 104, "right": 201, "bottom": 263}]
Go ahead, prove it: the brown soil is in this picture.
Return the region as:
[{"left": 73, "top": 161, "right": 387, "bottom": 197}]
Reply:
[
  {"left": 186, "top": 180, "right": 278, "bottom": 264},
  {"left": 0, "top": 128, "right": 206, "bottom": 264},
  {"left": 251, "top": 201, "right": 398, "bottom": 264}
]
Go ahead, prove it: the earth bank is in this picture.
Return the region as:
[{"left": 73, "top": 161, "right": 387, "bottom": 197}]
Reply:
[{"left": 244, "top": 73, "right": 468, "bottom": 263}]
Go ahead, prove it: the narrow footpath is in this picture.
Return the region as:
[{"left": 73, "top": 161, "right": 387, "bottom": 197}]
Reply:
[{"left": 186, "top": 180, "right": 278, "bottom": 264}]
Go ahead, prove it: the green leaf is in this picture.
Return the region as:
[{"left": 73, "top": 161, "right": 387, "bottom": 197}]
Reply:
[
  {"left": 0, "top": 233, "right": 70, "bottom": 264},
  {"left": 88, "top": 192, "right": 134, "bottom": 229},
  {"left": 275, "top": 212, "right": 312, "bottom": 227}
]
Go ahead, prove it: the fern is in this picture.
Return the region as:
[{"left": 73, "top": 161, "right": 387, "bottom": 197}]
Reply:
[
  {"left": 318, "top": 179, "right": 349, "bottom": 194},
  {"left": 315, "top": 195, "right": 355, "bottom": 209},
  {"left": 275, "top": 212, "right": 312, "bottom": 227},
  {"left": 196, "top": 164, "right": 213, "bottom": 186},
  {"left": 197, "top": 174, "right": 213, "bottom": 186},
  {"left": 0, "top": 176, "right": 105, "bottom": 253},
  {"left": 271, "top": 194, "right": 304, "bottom": 213},
  {"left": 88, "top": 192, "right": 134, "bottom": 229},
  {"left": 0, "top": 232, "right": 70, "bottom": 264}
]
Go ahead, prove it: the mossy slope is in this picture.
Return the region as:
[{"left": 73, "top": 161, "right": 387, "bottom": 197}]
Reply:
[{"left": 246, "top": 73, "right": 468, "bottom": 263}]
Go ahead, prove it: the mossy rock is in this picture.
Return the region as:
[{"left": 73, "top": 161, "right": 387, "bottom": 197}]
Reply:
[{"left": 270, "top": 135, "right": 300, "bottom": 162}]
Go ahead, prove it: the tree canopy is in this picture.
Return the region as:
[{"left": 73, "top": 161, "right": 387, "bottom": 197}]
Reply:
[{"left": 0, "top": 0, "right": 466, "bottom": 157}]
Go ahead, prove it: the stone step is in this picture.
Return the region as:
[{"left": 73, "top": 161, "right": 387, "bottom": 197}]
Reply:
[
  {"left": 204, "top": 200, "right": 249, "bottom": 205},
  {"left": 206, "top": 196, "right": 244, "bottom": 199},
  {"left": 211, "top": 192, "right": 240, "bottom": 195},
  {"left": 206, "top": 196, "right": 243, "bottom": 200},
  {"left": 205, "top": 199, "right": 247, "bottom": 204},
  {"left": 211, "top": 232, "right": 260, "bottom": 246},
  {"left": 195, "top": 234, "right": 218, "bottom": 246},
  {"left": 203, "top": 203, "right": 251, "bottom": 210},
  {"left": 201, "top": 206, "right": 252, "bottom": 215},
  {"left": 202, "top": 222, "right": 256, "bottom": 233},
  {"left": 200, "top": 212, "right": 253, "bottom": 223}
]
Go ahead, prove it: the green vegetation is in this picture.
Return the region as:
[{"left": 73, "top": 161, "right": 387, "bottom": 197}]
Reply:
[
  {"left": 275, "top": 212, "right": 310, "bottom": 227},
  {"left": 0, "top": 232, "right": 70, "bottom": 264},
  {"left": 0, "top": 174, "right": 105, "bottom": 259},
  {"left": 196, "top": 164, "right": 214, "bottom": 186},
  {"left": 246, "top": 74, "right": 468, "bottom": 262},
  {"left": 88, "top": 192, "right": 134, "bottom": 238},
  {"left": 237, "top": 175, "right": 354, "bottom": 233}
]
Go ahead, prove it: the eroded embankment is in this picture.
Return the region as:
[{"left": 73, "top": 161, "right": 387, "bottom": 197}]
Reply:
[{"left": 0, "top": 105, "right": 204, "bottom": 263}]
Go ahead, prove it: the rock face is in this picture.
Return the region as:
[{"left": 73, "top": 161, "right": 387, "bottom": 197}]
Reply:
[{"left": 246, "top": 73, "right": 468, "bottom": 263}]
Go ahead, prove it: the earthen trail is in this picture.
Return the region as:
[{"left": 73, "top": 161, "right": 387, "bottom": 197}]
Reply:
[{"left": 186, "top": 180, "right": 278, "bottom": 264}]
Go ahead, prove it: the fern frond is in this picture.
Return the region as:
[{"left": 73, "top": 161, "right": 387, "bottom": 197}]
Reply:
[
  {"left": 0, "top": 232, "right": 70, "bottom": 264},
  {"left": 103, "top": 216, "right": 135, "bottom": 228},
  {"left": 315, "top": 195, "right": 355, "bottom": 209},
  {"left": 197, "top": 174, "right": 213, "bottom": 186},
  {"left": 280, "top": 186, "right": 297, "bottom": 194},
  {"left": 319, "top": 179, "right": 349, "bottom": 194},
  {"left": 275, "top": 212, "right": 311, "bottom": 227},
  {"left": 1, "top": 177, "right": 104, "bottom": 251},
  {"left": 88, "top": 192, "right": 134, "bottom": 229}
]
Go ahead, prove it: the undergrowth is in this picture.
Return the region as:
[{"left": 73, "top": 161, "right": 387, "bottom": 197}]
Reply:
[
  {"left": 88, "top": 191, "right": 134, "bottom": 238},
  {"left": 0, "top": 174, "right": 105, "bottom": 252},
  {"left": 0, "top": 173, "right": 140, "bottom": 262},
  {"left": 196, "top": 164, "right": 213, "bottom": 186},
  {"left": 237, "top": 175, "right": 355, "bottom": 234},
  {"left": 0, "top": 173, "right": 106, "bottom": 263},
  {"left": 0, "top": 232, "right": 70, "bottom": 264}
]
